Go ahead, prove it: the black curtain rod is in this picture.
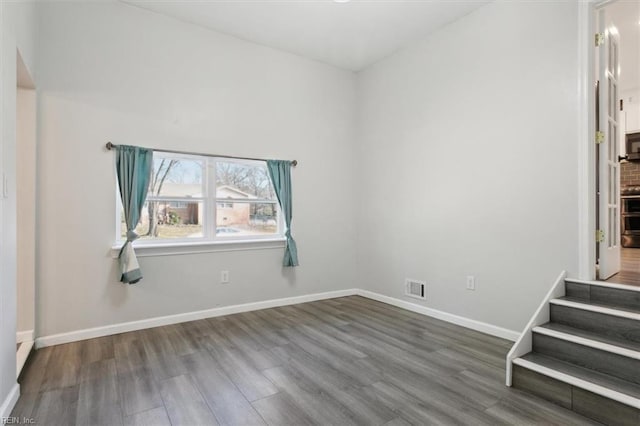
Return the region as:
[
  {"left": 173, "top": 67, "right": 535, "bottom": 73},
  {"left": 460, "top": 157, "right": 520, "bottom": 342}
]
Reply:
[{"left": 105, "top": 142, "right": 297, "bottom": 167}]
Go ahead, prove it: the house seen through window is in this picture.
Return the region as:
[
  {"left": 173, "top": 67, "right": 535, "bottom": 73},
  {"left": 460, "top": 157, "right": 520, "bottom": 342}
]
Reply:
[{"left": 118, "top": 153, "right": 282, "bottom": 242}]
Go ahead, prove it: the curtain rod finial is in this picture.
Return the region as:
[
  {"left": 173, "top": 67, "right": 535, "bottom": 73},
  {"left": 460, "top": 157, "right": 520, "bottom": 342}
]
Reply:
[
  {"left": 106, "top": 142, "right": 115, "bottom": 150},
  {"left": 292, "top": 160, "right": 298, "bottom": 167}
]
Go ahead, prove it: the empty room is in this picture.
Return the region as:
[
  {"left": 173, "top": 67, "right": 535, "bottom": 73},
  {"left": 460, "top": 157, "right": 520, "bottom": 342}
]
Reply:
[{"left": 2, "top": 0, "right": 640, "bottom": 425}]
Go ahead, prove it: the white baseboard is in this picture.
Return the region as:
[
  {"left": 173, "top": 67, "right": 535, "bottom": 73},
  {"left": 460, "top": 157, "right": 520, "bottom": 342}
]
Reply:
[
  {"left": 16, "top": 330, "right": 34, "bottom": 344},
  {"left": 35, "top": 287, "right": 519, "bottom": 349},
  {"left": 35, "top": 289, "right": 359, "bottom": 348},
  {"left": 0, "top": 383, "right": 20, "bottom": 420},
  {"left": 357, "top": 290, "right": 520, "bottom": 342}
]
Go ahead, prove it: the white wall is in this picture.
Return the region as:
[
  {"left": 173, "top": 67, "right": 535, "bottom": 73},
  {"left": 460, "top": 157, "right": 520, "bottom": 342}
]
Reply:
[
  {"left": 17, "top": 87, "right": 36, "bottom": 335},
  {"left": 0, "top": 0, "right": 37, "bottom": 415},
  {"left": 356, "top": 1, "right": 581, "bottom": 332},
  {"left": 622, "top": 89, "right": 640, "bottom": 133},
  {"left": 35, "top": 1, "right": 357, "bottom": 337},
  {"left": 33, "top": 0, "right": 588, "bottom": 348}
]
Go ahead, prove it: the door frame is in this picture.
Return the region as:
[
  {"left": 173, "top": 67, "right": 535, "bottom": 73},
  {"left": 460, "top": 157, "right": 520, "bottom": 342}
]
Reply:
[{"left": 577, "top": 0, "right": 623, "bottom": 281}]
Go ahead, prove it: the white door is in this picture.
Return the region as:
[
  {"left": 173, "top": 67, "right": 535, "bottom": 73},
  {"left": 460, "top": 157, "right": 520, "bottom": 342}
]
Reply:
[{"left": 597, "top": 9, "right": 621, "bottom": 280}]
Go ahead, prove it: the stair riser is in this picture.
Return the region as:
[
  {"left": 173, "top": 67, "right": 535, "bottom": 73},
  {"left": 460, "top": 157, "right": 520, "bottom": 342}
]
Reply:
[
  {"left": 533, "top": 333, "right": 640, "bottom": 385},
  {"left": 512, "top": 365, "right": 640, "bottom": 426},
  {"left": 566, "top": 282, "right": 640, "bottom": 311},
  {"left": 550, "top": 305, "right": 640, "bottom": 344}
]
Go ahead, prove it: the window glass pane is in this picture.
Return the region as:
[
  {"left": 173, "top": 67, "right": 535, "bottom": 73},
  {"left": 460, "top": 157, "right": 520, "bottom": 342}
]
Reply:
[
  {"left": 117, "top": 155, "right": 285, "bottom": 244},
  {"left": 121, "top": 201, "right": 204, "bottom": 240},
  {"left": 216, "top": 161, "right": 276, "bottom": 200},
  {"left": 149, "top": 156, "right": 204, "bottom": 198},
  {"left": 216, "top": 202, "right": 278, "bottom": 237}
]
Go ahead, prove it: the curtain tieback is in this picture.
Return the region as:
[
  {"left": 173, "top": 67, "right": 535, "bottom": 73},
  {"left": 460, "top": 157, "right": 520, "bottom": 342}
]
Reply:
[{"left": 126, "top": 230, "right": 139, "bottom": 242}]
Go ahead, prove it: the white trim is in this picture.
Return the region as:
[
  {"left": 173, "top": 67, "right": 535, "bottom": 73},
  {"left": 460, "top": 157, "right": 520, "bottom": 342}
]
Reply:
[
  {"left": 35, "top": 288, "right": 519, "bottom": 351},
  {"left": 533, "top": 326, "right": 640, "bottom": 360},
  {"left": 110, "top": 237, "right": 286, "bottom": 258},
  {"left": 0, "top": 384, "right": 20, "bottom": 420},
  {"left": 505, "top": 271, "right": 567, "bottom": 386},
  {"left": 550, "top": 298, "right": 640, "bottom": 320},
  {"left": 512, "top": 357, "right": 640, "bottom": 409},
  {"left": 357, "top": 290, "right": 519, "bottom": 341},
  {"left": 577, "top": 0, "right": 596, "bottom": 281},
  {"left": 16, "top": 329, "right": 33, "bottom": 344},
  {"left": 36, "top": 289, "right": 358, "bottom": 348},
  {"left": 565, "top": 277, "right": 640, "bottom": 292},
  {"left": 16, "top": 340, "right": 34, "bottom": 378}
]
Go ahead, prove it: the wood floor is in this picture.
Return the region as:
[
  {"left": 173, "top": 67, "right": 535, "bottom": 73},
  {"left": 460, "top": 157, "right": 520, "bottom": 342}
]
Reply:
[
  {"left": 11, "top": 296, "right": 598, "bottom": 425},
  {"left": 605, "top": 247, "right": 640, "bottom": 286}
]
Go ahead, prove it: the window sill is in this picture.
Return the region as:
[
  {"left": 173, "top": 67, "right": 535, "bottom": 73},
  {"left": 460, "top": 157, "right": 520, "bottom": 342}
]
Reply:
[{"left": 110, "top": 237, "right": 286, "bottom": 258}]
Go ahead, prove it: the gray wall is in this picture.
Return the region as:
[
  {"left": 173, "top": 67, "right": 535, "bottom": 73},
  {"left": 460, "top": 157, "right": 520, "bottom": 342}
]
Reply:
[
  {"left": 1, "top": 0, "right": 37, "bottom": 414},
  {"left": 33, "top": 1, "right": 585, "bottom": 344},
  {"left": 17, "top": 87, "right": 36, "bottom": 335},
  {"left": 35, "top": 1, "right": 358, "bottom": 337},
  {"left": 355, "top": 1, "right": 581, "bottom": 332}
]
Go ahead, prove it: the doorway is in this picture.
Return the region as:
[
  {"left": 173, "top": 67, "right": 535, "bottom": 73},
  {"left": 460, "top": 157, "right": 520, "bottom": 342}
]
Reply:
[
  {"left": 16, "top": 49, "right": 36, "bottom": 377},
  {"left": 595, "top": 0, "right": 640, "bottom": 284}
]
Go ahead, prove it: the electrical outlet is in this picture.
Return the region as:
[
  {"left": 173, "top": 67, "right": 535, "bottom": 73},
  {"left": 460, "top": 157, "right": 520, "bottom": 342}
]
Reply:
[
  {"left": 466, "top": 275, "right": 475, "bottom": 291},
  {"left": 220, "top": 270, "right": 229, "bottom": 284}
]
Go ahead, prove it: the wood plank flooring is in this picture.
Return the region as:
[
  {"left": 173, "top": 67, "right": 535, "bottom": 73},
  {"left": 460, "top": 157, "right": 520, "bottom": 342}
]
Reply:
[
  {"left": 605, "top": 247, "right": 640, "bottom": 286},
  {"left": 12, "top": 296, "right": 598, "bottom": 425}
]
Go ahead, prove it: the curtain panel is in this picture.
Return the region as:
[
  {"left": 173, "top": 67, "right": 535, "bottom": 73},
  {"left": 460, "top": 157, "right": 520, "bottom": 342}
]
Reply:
[
  {"left": 116, "top": 145, "right": 153, "bottom": 283},
  {"left": 267, "top": 160, "right": 299, "bottom": 267}
]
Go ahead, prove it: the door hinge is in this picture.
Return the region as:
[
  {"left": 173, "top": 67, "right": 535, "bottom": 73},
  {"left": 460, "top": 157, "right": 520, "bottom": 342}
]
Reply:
[
  {"left": 596, "top": 131, "right": 605, "bottom": 144},
  {"left": 595, "top": 33, "right": 605, "bottom": 47},
  {"left": 596, "top": 229, "right": 605, "bottom": 243}
]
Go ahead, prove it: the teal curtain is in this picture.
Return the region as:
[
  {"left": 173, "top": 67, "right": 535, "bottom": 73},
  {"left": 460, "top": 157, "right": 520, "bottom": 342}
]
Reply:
[
  {"left": 116, "top": 145, "right": 153, "bottom": 283},
  {"left": 267, "top": 160, "right": 299, "bottom": 267}
]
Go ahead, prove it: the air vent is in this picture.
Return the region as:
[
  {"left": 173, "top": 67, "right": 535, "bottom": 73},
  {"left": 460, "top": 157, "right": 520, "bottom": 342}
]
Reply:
[{"left": 405, "top": 278, "right": 426, "bottom": 300}]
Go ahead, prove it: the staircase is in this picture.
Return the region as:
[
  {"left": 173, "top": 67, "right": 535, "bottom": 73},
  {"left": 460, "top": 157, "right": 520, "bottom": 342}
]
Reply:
[{"left": 509, "top": 277, "right": 640, "bottom": 426}]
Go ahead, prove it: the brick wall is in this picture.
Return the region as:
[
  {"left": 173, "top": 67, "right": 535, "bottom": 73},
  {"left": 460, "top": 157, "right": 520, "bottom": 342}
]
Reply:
[{"left": 622, "top": 161, "right": 640, "bottom": 186}]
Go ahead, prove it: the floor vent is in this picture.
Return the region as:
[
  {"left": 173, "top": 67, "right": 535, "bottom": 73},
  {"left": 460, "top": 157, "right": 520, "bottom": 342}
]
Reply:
[{"left": 405, "top": 279, "right": 426, "bottom": 300}]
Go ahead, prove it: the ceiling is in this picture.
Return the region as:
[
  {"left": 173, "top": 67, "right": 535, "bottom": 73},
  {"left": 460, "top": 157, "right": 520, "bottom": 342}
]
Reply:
[
  {"left": 607, "top": 0, "right": 640, "bottom": 93},
  {"left": 122, "top": 0, "right": 489, "bottom": 71}
]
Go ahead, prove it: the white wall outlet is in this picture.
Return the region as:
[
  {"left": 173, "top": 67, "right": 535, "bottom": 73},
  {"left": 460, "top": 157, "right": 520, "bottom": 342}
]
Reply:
[
  {"left": 220, "top": 270, "right": 230, "bottom": 284},
  {"left": 466, "top": 275, "right": 476, "bottom": 291}
]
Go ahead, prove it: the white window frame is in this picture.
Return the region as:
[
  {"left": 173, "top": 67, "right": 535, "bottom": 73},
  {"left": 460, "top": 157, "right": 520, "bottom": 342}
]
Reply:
[{"left": 115, "top": 153, "right": 286, "bottom": 253}]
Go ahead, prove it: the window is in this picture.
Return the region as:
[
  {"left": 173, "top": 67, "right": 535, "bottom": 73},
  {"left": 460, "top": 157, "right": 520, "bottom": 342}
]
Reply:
[{"left": 118, "top": 153, "right": 283, "bottom": 244}]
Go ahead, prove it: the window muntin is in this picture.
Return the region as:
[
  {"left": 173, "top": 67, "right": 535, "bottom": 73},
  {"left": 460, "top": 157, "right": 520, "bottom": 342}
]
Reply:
[{"left": 117, "top": 154, "right": 282, "bottom": 243}]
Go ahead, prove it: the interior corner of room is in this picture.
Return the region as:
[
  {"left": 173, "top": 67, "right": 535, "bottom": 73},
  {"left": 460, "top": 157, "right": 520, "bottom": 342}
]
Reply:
[{"left": 3, "top": 0, "right": 640, "bottom": 424}]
